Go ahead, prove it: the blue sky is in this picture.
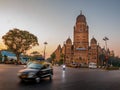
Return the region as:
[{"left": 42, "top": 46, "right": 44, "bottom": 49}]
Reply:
[{"left": 0, "top": 0, "right": 120, "bottom": 57}]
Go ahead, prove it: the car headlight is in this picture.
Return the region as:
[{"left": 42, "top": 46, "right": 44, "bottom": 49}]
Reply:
[{"left": 28, "top": 72, "right": 36, "bottom": 78}]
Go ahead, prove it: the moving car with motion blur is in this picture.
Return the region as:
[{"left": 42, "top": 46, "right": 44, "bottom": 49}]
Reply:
[{"left": 17, "top": 61, "right": 53, "bottom": 83}]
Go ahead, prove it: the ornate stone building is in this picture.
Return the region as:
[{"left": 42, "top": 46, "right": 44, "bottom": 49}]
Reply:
[
  {"left": 89, "top": 37, "right": 98, "bottom": 64},
  {"left": 73, "top": 12, "right": 89, "bottom": 64},
  {"left": 53, "top": 12, "right": 110, "bottom": 65}
]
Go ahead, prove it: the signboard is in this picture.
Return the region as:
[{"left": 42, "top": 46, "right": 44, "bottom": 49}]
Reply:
[{"left": 76, "top": 48, "right": 86, "bottom": 50}]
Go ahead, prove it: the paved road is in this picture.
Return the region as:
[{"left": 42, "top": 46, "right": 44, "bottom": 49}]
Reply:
[{"left": 1, "top": 64, "right": 120, "bottom": 90}]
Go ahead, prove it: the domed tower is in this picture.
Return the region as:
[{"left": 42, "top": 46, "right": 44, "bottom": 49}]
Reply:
[
  {"left": 73, "top": 11, "right": 89, "bottom": 64},
  {"left": 90, "top": 37, "right": 97, "bottom": 45},
  {"left": 89, "top": 37, "right": 98, "bottom": 63},
  {"left": 66, "top": 37, "right": 72, "bottom": 44},
  {"left": 65, "top": 37, "right": 73, "bottom": 64}
]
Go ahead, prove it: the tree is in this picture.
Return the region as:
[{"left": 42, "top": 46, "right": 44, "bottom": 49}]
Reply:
[
  {"left": 2, "top": 28, "right": 39, "bottom": 61},
  {"left": 99, "top": 53, "right": 105, "bottom": 66},
  {"left": 60, "top": 53, "right": 65, "bottom": 64},
  {"left": 30, "top": 51, "right": 43, "bottom": 60},
  {"left": 4, "top": 55, "right": 8, "bottom": 63},
  {"left": 50, "top": 53, "right": 56, "bottom": 65},
  {"left": 30, "top": 51, "right": 40, "bottom": 56}
]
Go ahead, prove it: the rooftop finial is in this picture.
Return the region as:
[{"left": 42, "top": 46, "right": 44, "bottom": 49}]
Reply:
[
  {"left": 80, "top": 10, "right": 82, "bottom": 15},
  {"left": 68, "top": 36, "right": 70, "bottom": 39}
]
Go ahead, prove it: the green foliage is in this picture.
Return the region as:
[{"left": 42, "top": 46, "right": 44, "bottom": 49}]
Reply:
[
  {"left": 106, "top": 67, "right": 119, "bottom": 70},
  {"left": 58, "top": 59, "right": 63, "bottom": 65},
  {"left": 50, "top": 53, "right": 56, "bottom": 64},
  {"left": 4, "top": 55, "right": 8, "bottom": 63},
  {"left": 99, "top": 54, "right": 105, "bottom": 61},
  {"left": 2, "top": 28, "right": 39, "bottom": 61},
  {"left": 30, "top": 51, "right": 40, "bottom": 55},
  {"left": 4, "top": 55, "right": 8, "bottom": 60},
  {"left": 60, "top": 53, "right": 64, "bottom": 59},
  {"left": 108, "top": 56, "right": 120, "bottom": 67},
  {"left": 60, "top": 53, "right": 65, "bottom": 64},
  {"left": 51, "top": 53, "right": 56, "bottom": 60}
]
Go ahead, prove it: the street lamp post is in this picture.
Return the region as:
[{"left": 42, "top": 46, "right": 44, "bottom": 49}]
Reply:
[
  {"left": 103, "top": 37, "right": 109, "bottom": 67},
  {"left": 103, "top": 37, "right": 109, "bottom": 50},
  {"left": 43, "top": 42, "right": 48, "bottom": 60}
]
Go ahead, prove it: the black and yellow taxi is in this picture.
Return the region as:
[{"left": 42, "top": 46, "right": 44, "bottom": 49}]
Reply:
[{"left": 17, "top": 61, "right": 53, "bottom": 83}]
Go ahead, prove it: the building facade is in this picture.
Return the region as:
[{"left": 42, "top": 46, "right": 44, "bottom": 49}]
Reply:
[
  {"left": 53, "top": 12, "right": 111, "bottom": 66},
  {"left": 73, "top": 12, "right": 89, "bottom": 64}
]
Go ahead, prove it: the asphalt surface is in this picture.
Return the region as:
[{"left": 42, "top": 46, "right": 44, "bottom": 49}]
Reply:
[{"left": 0, "top": 64, "right": 120, "bottom": 90}]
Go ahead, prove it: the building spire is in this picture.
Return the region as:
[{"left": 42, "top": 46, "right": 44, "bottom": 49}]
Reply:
[
  {"left": 68, "top": 36, "right": 70, "bottom": 39},
  {"left": 80, "top": 10, "right": 82, "bottom": 15}
]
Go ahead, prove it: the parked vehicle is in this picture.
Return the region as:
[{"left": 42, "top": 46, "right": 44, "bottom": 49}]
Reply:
[
  {"left": 89, "top": 62, "right": 97, "bottom": 69},
  {"left": 17, "top": 61, "right": 53, "bottom": 83}
]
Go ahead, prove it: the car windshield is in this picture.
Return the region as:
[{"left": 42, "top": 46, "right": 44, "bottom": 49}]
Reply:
[{"left": 27, "top": 63, "right": 43, "bottom": 69}]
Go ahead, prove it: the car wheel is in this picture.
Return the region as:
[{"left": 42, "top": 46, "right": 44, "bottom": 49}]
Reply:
[
  {"left": 35, "top": 77, "right": 40, "bottom": 83},
  {"left": 20, "top": 79, "right": 25, "bottom": 83},
  {"left": 49, "top": 74, "right": 52, "bottom": 80}
]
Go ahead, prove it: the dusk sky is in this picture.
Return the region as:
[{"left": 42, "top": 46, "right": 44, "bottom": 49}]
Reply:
[{"left": 0, "top": 0, "right": 120, "bottom": 57}]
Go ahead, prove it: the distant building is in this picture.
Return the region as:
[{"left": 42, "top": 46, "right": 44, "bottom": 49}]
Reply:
[
  {"left": 0, "top": 50, "right": 29, "bottom": 63},
  {"left": 1, "top": 50, "right": 17, "bottom": 62},
  {"left": 89, "top": 37, "right": 98, "bottom": 64},
  {"left": 53, "top": 12, "right": 111, "bottom": 66}
]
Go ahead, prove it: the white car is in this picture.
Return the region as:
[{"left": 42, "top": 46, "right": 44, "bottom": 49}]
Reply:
[{"left": 89, "top": 62, "right": 97, "bottom": 69}]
